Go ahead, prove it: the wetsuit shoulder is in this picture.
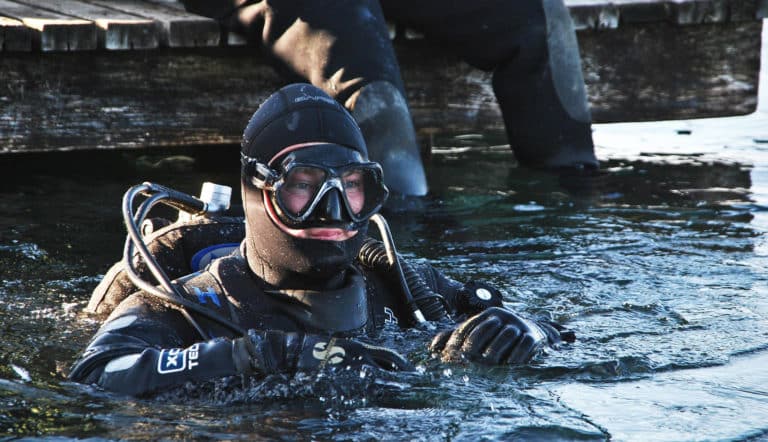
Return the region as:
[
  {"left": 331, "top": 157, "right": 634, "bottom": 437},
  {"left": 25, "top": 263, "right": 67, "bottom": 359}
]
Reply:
[{"left": 85, "top": 217, "right": 244, "bottom": 315}]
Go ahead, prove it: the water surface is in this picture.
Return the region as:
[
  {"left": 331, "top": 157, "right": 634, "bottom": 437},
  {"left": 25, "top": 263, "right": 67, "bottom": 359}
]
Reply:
[{"left": 1, "top": 25, "right": 768, "bottom": 442}]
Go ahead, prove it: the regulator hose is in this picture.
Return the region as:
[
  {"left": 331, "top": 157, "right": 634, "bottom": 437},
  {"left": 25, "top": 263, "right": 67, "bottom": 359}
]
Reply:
[
  {"left": 358, "top": 233, "right": 449, "bottom": 322},
  {"left": 122, "top": 182, "right": 247, "bottom": 339}
]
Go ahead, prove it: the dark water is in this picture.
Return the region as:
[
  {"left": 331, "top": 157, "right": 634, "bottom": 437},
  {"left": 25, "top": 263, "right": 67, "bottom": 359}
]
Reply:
[
  {"left": 3, "top": 125, "right": 768, "bottom": 440},
  {"left": 3, "top": 27, "right": 768, "bottom": 442}
]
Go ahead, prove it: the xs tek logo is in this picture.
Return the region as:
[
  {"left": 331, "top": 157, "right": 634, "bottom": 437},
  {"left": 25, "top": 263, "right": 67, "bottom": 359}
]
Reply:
[
  {"left": 157, "top": 343, "right": 200, "bottom": 374},
  {"left": 312, "top": 341, "right": 346, "bottom": 365}
]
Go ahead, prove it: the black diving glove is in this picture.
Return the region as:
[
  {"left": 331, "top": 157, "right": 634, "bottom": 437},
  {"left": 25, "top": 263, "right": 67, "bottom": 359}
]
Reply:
[
  {"left": 429, "top": 307, "right": 575, "bottom": 365},
  {"left": 233, "top": 329, "right": 414, "bottom": 375}
]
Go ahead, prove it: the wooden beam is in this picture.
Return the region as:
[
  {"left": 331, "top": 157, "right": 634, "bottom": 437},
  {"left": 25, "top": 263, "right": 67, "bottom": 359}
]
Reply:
[
  {"left": 565, "top": 0, "right": 766, "bottom": 29},
  {"left": 141, "top": 0, "right": 246, "bottom": 45},
  {"left": 0, "top": 0, "right": 762, "bottom": 154},
  {"left": 0, "top": 15, "right": 33, "bottom": 51},
  {"left": 0, "top": 48, "right": 281, "bottom": 154},
  {"left": 576, "top": 20, "right": 762, "bottom": 122},
  {"left": 16, "top": 0, "right": 159, "bottom": 50},
  {"left": 0, "top": 19, "right": 760, "bottom": 155},
  {"left": 83, "top": 0, "right": 219, "bottom": 47},
  {"left": 0, "top": 0, "right": 96, "bottom": 51}
]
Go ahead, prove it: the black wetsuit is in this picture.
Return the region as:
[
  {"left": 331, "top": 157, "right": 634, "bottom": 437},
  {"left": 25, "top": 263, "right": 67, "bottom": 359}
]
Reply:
[
  {"left": 69, "top": 241, "right": 479, "bottom": 397},
  {"left": 68, "top": 78, "right": 577, "bottom": 397}
]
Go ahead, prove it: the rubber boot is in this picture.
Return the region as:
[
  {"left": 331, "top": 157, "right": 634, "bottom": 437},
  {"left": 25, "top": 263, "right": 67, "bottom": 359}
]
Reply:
[
  {"left": 349, "top": 81, "right": 428, "bottom": 196},
  {"left": 493, "top": 0, "right": 598, "bottom": 172}
]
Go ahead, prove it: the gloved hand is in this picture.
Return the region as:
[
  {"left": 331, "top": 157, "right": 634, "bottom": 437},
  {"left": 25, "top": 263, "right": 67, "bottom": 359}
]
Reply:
[
  {"left": 429, "top": 307, "right": 575, "bottom": 365},
  {"left": 233, "top": 329, "right": 414, "bottom": 375}
]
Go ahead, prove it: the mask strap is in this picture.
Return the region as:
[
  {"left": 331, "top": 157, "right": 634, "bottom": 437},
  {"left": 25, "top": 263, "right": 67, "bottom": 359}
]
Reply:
[{"left": 267, "top": 142, "right": 333, "bottom": 166}]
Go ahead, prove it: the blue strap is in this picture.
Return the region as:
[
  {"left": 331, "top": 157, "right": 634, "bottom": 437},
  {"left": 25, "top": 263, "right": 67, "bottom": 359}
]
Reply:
[{"left": 190, "top": 243, "right": 240, "bottom": 272}]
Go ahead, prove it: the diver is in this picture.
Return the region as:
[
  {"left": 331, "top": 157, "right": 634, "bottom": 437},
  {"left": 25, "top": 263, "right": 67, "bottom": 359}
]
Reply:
[
  {"left": 180, "top": 0, "right": 599, "bottom": 196},
  {"left": 69, "top": 84, "right": 574, "bottom": 397}
]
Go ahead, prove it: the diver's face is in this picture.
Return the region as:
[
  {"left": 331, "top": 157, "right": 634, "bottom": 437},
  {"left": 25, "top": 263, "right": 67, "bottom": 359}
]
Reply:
[{"left": 262, "top": 143, "right": 362, "bottom": 242}]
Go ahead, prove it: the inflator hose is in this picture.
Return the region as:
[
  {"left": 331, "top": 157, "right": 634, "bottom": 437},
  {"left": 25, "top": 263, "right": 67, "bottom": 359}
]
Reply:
[{"left": 358, "top": 238, "right": 449, "bottom": 321}]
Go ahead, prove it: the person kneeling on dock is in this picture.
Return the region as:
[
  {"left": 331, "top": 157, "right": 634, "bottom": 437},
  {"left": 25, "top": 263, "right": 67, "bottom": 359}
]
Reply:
[
  {"left": 69, "top": 84, "right": 574, "bottom": 397},
  {"left": 182, "top": 0, "right": 600, "bottom": 197}
]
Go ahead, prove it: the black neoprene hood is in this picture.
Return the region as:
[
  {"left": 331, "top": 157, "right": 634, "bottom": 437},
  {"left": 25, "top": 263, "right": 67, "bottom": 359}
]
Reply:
[
  {"left": 241, "top": 83, "right": 369, "bottom": 165},
  {"left": 239, "top": 83, "right": 372, "bottom": 287}
]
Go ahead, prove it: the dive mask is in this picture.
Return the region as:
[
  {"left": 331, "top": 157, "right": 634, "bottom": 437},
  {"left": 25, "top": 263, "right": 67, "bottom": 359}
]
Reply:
[{"left": 242, "top": 144, "right": 389, "bottom": 229}]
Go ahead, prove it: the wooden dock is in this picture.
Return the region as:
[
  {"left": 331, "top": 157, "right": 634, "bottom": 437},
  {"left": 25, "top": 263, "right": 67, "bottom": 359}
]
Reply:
[{"left": 1, "top": 0, "right": 766, "bottom": 154}]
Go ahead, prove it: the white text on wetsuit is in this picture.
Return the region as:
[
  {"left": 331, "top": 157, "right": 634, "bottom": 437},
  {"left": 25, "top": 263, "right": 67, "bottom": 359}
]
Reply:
[{"left": 157, "top": 343, "right": 200, "bottom": 374}]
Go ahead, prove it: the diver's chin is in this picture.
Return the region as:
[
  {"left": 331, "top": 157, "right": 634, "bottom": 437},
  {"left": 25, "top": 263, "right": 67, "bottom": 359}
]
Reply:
[{"left": 283, "top": 226, "right": 358, "bottom": 241}]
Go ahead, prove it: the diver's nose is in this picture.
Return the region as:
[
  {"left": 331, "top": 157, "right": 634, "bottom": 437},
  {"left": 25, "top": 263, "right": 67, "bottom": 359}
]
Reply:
[{"left": 316, "top": 189, "right": 347, "bottom": 223}]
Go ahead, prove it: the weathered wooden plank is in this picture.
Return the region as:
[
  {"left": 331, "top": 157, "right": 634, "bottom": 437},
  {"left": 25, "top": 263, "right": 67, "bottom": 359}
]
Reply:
[
  {"left": 140, "top": 0, "right": 247, "bottom": 46},
  {"left": 576, "top": 20, "right": 762, "bottom": 123},
  {"left": 565, "top": 0, "right": 765, "bottom": 29},
  {"left": 567, "top": 1, "right": 621, "bottom": 30},
  {"left": 0, "top": 48, "right": 278, "bottom": 154},
  {"left": 1, "top": 0, "right": 761, "bottom": 52},
  {"left": 140, "top": 0, "right": 185, "bottom": 11},
  {"left": 616, "top": 0, "right": 672, "bottom": 23},
  {"left": 18, "top": 0, "right": 159, "bottom": 50},
  {"left": 0, "top": 15, "right": 33, "bottom": 51},
  {"left": 0, "top": 18, "right": 760, "bottom": 155},
  {"left": 85, "top": 0, "right": 219, "bottom": 47},
  {"left": 671, "top": 0, "right": 728, "bottom": 25},
  {"left": 0, "top": 0, "right": 97, "bottom": 51}
]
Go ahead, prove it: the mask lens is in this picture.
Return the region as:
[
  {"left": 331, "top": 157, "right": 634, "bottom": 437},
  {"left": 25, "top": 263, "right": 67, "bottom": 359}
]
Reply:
[
  {"left": 272, "top": 161, "right": 388, "bottom": 226},
  {"left": 341, "top": 168, "right": 366, "bottom": 215},
  {"left": 344, "top": 166, "right": 387, "bottom": 220},
  {"left": 278, "top": 166, "right": 327, "bottom": 217}
]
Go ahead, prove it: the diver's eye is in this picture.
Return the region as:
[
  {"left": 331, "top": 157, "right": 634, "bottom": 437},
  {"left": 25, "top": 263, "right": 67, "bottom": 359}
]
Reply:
[
  {"left": 283, "top": 167, "right": 325, "bottom": 195},
  {"left": 342, "top": 171, "right": 363, "bottom": 191},
  {"left": 280, "top": 167, "right": 327, "bottom": 214},
  {"left": 286, "top": 181, "right": 315, "bottom": 192},
  {"left": 342, "top": 170, "right": 365, "bottom": 213}
]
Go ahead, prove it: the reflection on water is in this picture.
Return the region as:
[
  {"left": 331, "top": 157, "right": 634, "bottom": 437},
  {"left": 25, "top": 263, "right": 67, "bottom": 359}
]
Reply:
[{"left": 556, "top": 350, "right": 768, "bottom": 441}]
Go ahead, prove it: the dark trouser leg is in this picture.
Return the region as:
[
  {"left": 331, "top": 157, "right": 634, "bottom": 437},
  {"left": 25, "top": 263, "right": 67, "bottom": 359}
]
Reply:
[
  {"left": 350, "top": 81, "right": 427, "bottom": 196},
  {"left": 493, "top": 0, "right": 597, "bottom": 170},
  {"left": 382, "top": 0, "right": 598, "bottom": 171},
  {"left": 180, "top": 0, "right": 428, "bottom": 196}
]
